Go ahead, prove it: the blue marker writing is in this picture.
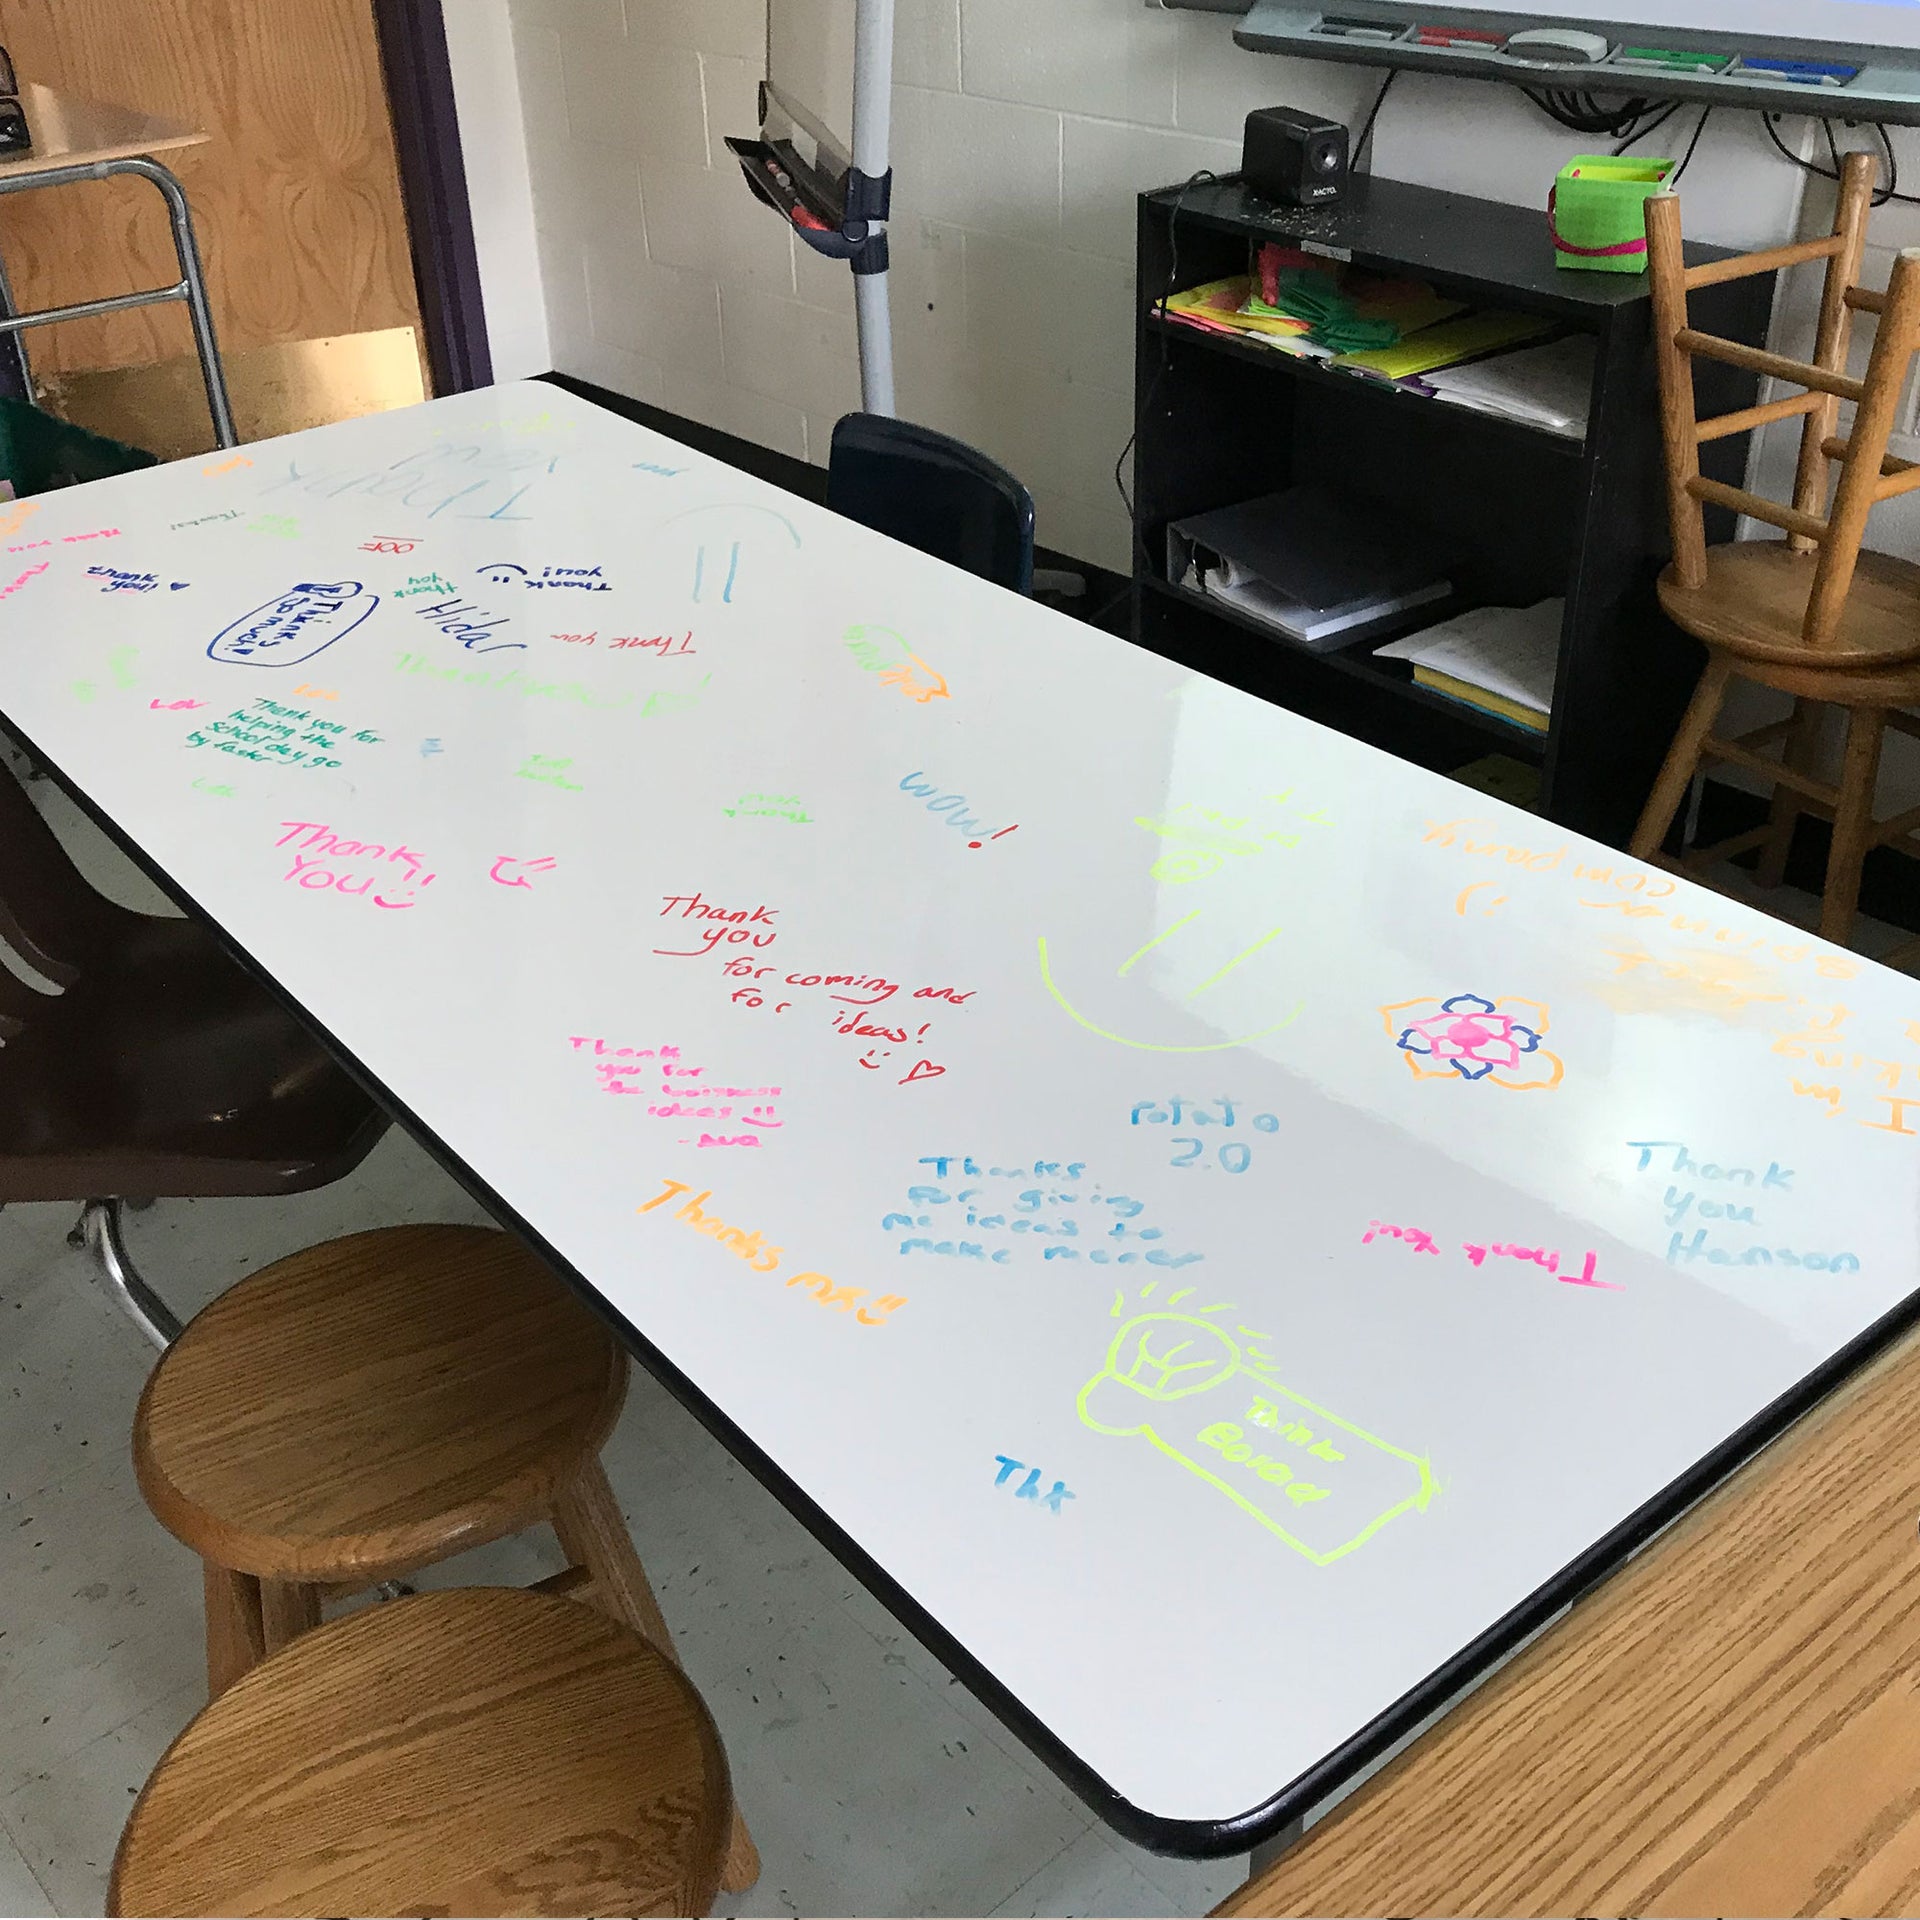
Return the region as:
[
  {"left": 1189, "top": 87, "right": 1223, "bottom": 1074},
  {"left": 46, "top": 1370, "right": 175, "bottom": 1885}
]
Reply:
[{"left": 208, "top": 580, "right": 377, "bottom": 667}]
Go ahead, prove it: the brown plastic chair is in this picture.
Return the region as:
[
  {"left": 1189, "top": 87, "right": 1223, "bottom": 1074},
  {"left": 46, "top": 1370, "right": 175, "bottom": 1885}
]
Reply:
[
  {"left": 1632, "top": 152, "right": 1920, "bottom": 956},
  {"left": 110, "top": 1588, "right": 735, "bottom": 1918},
  {"left": 0, "top": 758, "right": 387, "bottom": 1344}
]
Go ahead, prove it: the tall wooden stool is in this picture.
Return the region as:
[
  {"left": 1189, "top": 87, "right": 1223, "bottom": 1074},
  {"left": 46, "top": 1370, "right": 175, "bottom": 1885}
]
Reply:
[
  {"left": 1631, "top": 151, "right": 1920, "bottom": 960},
  {"left": 131, "top": 1222, "right": 759, "bottom": 1892},
  {"left": 110, "top": 1586, "right": 731, "bottom": 1917}
]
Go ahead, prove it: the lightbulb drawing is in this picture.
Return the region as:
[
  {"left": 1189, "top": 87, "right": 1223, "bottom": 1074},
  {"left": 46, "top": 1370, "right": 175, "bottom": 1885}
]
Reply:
[{"left": 1077, "top": 1292, "right": 1436, "bottom": 1565}]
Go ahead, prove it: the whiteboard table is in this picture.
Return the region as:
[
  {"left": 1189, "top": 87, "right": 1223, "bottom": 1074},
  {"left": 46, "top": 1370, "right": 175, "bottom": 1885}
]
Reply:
[{"left": 6, "top": 379, "right": 1920, "bottom": 1856}]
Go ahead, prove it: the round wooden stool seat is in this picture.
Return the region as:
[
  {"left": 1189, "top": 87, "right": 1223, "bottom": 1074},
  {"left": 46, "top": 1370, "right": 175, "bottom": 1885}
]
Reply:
[
  {"left": 133, "top": 1224, "right": 626, "bottom": 1584},
  {"left": 109, "top": 1587, "right": 733, "bottom": 1919}
]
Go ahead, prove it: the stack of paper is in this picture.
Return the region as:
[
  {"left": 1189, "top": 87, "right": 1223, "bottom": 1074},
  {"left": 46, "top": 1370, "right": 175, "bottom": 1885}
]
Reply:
[
  {"left": 1253, "top": 244, "right": 1469, "bottom": 351},
  {"left": 1374, "top": 600, "right": 1564, "bottom": 732},
  {"left": 1333, "top": 309, "right": 1558, "bottom": 381},
  {"left": 1419, "top": 337, "right": 1597, "bottom": 440},
  {"left": 1167, "top": 489, "right": 1453, "bottom": 652},
  {"left": 1163, "top": 276, "right": 1315, "bottom": 344}
]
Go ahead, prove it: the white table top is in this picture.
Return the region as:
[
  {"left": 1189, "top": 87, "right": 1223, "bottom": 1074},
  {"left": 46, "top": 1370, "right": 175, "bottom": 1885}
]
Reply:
[{"left": 7, "top": 380, "right": 1920, "bottom": 1852}]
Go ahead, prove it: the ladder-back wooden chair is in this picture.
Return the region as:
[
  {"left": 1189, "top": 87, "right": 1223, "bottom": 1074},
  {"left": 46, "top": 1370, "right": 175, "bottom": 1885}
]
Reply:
[{"left": 1631, "top": 150, "right": 1920, "bottom": 957}]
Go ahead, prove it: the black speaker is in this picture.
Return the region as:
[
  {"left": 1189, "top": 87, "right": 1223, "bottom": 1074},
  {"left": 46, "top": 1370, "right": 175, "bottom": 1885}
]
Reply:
[
  {"left": 1242, "top": 106, "right": 1348, "bottom": 207},
  {"left": 0, "top": 48, "right": 27, "bottom": 157}
]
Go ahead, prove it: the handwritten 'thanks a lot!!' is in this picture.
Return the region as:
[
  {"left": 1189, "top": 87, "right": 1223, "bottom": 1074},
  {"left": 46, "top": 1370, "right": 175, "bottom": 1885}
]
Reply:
[{"left": 639, "top": 1178, "right": 906, "bottom": 1327}]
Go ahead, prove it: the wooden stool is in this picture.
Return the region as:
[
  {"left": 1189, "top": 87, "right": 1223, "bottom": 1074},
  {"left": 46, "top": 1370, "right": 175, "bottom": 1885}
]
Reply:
[
  {"left": 1631, "top": 154, "right": 1920, "bottom": 961},
  {"left": 131, "top": 1222, "right": 759, "bottom": 1892},
  {"left": 110, "top": 1586, "right": 731, "bottom": 1917}
]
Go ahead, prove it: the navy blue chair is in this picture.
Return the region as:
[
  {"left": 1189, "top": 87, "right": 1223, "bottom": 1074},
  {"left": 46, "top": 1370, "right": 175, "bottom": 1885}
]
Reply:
[{"left": 826, "top": 412, "right": 1037, "bottom": 595}]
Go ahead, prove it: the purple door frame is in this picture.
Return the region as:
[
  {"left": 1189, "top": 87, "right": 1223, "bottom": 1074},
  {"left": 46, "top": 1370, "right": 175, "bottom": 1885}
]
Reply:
[{"left": 371, "top": 0, "right": 495, "bottom": 393}]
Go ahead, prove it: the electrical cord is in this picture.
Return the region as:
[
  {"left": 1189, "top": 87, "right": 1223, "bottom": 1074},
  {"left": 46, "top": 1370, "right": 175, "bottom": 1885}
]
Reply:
[
  {"left": 1524, "top": 85, "right": 1657, "bottom": 140},
  {"left": 1355, "top": 68, "right": 1398, "bottom": 173},
  {"left": 1671, "top": 105, "right": 1713, "bottom": 182},
  {"left": 1103, "top": 71, "right": 1401, "bottom": 624},
  {"left": 1113, "top": 168, "right": 1216, "bottom": 576},
  {"left": 1090, "top": 89, "right": 1917, "bottom": 630},
  {"left": 1613, "top": 99, "right": 1682, "bottom": 155},
  {"left": 1761, "top": 111, "right": 1920, "bottom": 206}
]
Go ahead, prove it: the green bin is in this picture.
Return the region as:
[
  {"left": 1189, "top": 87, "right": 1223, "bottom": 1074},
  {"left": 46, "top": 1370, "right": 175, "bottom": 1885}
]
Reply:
[
  {"left": 0, "top": 396, "right": 156, "bottom": 497},
  {"left": 1549, "top": 156, "right": 1676, "bottom": 274}
]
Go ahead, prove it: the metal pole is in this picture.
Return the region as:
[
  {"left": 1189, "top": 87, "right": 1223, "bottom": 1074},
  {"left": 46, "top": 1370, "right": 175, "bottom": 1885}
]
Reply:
[
  {"left": 855, "top": 269, "right": 895, "bottom": 418},
  {"left": 69, "top": 1197, "right": 182, "bottom": 1350},
  {"left": 851, "top": 0, "right": 896, "bottom": 417},
  {"left": 850, "top": 0, "right": 893, "bottom": 195},
  {"left": 0, "top": 244, "right": 33, "bottom": 399},
  {"left": 0, "top": 155, "right": 237, "bottom": 449},
  {"left": 119, "top": 158, "right": 238, "bottom": 449},
  {"left": 0, "top": 282, "right": 191, "bottom": 335}
]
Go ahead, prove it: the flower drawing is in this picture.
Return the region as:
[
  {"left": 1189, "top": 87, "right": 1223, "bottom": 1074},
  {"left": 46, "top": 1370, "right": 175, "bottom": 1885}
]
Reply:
[{"left": 1381, "top": 992, "right": 1564, "bottom": 1091}]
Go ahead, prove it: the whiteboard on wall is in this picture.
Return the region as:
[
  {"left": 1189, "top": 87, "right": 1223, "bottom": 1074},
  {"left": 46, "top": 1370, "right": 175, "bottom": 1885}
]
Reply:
[
  {"left": 3, "top": 381, "right": 1920, "bottom": 1849},
  {"left": 1414, "top": 0, "right": 1920, "bottom": 52},
  {"left": 1192, "top": 0, "right": 1920, "bottom": 59}
]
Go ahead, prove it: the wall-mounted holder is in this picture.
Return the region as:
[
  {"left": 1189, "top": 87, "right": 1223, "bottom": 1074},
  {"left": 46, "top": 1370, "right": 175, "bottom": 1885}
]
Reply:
[
  {"left": 727, "top": 137, "right": 892, "bottom": 275},
  {"left": 728, "top": 0, "right": 897, "bottom": 416}
]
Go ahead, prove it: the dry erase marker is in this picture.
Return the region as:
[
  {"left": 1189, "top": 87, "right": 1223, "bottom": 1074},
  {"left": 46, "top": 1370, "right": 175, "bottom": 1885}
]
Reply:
[
  {"left": 1415, "top": 25, "right": 1506, "bottom": 49},
  {"left": 1737, "top": 54, "right": 1859, "bottom": 86},
  {"left": 1615, "top": 46, "right": 1730, "bottom": 73},
  {"left": 1314, "top": 15, "right": 1408, "bottom": 42}
]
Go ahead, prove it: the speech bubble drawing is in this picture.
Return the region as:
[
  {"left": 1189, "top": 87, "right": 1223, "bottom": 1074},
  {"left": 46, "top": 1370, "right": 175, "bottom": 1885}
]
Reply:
[{"left": 208, "top": 580, "right": 378, "bottom": 668}]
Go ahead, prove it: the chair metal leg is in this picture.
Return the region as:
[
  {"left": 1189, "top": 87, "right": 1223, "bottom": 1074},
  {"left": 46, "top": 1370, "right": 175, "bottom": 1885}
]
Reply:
[
  {"left": 67, "top": 1196, "right": 182, "bottom": 1350},
  {"left": 0, "top": 156, "right": 236, "bottom": 450},
  {"left": 128, "top": 157, "right": 237, "bottom": 450},
  {"left": 0, "top": 242, "right": 32, "bottom": 399}
]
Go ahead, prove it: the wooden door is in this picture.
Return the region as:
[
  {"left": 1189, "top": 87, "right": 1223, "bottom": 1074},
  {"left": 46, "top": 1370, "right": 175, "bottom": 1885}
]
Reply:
[{"left": 0, "top": 0, "right": 428, "bottom": 445}]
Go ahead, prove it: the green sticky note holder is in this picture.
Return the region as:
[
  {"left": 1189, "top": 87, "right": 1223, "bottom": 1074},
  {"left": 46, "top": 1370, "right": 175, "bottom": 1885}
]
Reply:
[{"left": 1549, "top": 155, "right": 1675, "bottom": 274}]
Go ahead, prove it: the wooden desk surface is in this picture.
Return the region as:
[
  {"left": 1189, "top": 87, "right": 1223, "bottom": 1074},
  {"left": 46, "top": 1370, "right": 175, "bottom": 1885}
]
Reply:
[
  {"left": 0, "top": 82, "right": 205, "bottom": 180},
  {"left": 1216, "top": 1321, "right": 1920, "bottom": 1919}
]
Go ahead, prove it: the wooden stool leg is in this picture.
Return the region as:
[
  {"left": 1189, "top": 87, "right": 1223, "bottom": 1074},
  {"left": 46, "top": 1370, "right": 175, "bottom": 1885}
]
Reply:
[
  {"left": 1822, "top": 705, "right": 1887, "bottom": 948},
  {"left": 553, "top": 1457, "right": 678, "bottom": 1650},
  {"left": 203, "top": 1562, "right": 265, "bottom": 1698},
  {"left": 1631, "top": 658, "right": 1732, "bottom": 862},
  {"left": 1757, "top": 698, "right": 1826, "bottom": 889},
  {"left": 259, "top": 1578, "right": 324, "bottom": 1657},
  {"left": 554, "top": 1457, "right": 763, "bottom": 1894}
]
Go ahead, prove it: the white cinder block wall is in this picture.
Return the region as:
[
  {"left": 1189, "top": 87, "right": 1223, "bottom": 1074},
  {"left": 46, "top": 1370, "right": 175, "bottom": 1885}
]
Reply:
[{"left": 502, "top": 0, "right": 1843, "bottom": 577}]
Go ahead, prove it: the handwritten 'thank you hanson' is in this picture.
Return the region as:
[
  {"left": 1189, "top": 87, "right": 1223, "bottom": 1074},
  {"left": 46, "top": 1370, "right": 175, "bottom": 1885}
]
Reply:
[{"left": 208, "top": 581, "right": 378, "bottom": 667}]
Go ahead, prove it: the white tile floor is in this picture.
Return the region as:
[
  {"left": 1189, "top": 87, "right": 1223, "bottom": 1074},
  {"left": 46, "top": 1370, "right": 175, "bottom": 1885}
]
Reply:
[{"left": 0, "top": 775, "right": 1250, "bottom": 1917}]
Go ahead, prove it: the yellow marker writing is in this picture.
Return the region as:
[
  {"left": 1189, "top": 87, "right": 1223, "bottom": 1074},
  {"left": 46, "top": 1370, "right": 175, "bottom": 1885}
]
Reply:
[
  {"left": 1039, "top": 936, "right": 1300, "bottom": 1055},
  {"left": 1078, "top": 1310, "right": 1435, "bottom": 1565}
]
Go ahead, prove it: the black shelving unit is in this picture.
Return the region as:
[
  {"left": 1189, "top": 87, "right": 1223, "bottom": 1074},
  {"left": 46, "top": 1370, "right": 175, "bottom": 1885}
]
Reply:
[{"left": 1131, "top": 172, "right": 1776, "bottom": 847}]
